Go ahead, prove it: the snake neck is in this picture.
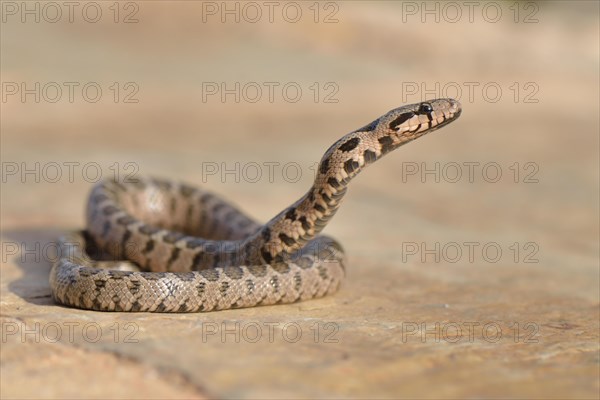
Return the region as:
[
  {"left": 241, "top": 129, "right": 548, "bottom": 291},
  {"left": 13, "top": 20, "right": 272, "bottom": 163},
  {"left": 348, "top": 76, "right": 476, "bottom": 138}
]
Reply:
[{"left": 240, "top": 119, "right": 406, "bottom": 265}]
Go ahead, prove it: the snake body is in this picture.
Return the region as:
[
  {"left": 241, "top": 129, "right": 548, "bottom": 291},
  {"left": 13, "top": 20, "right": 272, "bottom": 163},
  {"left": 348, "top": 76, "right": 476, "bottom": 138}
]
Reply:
[{"left": 50, "top": 99, "right": 461, "bottom": 312}]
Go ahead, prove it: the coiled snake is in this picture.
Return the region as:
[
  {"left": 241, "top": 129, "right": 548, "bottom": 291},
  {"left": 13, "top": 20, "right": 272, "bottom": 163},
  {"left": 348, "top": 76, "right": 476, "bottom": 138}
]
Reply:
[{"left": 50, "top": 99, "right": 462, "bottom": 312}]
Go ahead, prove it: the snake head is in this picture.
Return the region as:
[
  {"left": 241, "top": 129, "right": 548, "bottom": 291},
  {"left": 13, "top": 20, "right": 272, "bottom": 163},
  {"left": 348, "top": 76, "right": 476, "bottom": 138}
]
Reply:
[{"left": 379, "top": 98, "right": 461, "bottom": 139}]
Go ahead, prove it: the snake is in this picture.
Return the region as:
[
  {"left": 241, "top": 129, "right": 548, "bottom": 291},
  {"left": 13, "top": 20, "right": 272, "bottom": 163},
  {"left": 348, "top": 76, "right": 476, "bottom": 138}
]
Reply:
[{"left": 50, "top": 98, "right": 462, "bottom": 312}]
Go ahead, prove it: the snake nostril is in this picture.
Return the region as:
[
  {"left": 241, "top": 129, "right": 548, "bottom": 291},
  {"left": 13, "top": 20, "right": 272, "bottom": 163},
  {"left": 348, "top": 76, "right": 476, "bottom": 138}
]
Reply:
[{"left": 450, "top": 99, "right": 462, "bottom": 112}]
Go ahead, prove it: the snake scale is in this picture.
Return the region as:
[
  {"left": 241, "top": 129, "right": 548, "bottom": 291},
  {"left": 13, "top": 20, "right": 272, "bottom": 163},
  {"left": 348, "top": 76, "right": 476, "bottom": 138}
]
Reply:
[{"left": 50, "top": 99, "right": 462, "bottom": 312}]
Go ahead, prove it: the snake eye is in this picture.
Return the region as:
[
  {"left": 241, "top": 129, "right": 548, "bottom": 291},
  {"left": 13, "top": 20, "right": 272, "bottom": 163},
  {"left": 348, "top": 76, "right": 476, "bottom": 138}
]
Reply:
[{"left": 418, "top": 103, "right": 433, "bottom": 114}]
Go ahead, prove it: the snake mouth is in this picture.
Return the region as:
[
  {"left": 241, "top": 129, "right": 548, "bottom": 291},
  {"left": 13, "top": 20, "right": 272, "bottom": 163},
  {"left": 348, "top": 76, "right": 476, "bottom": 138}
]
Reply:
[
  {"left": 405, "top": 108, "right": 461, "bottom": 137},
  {"left": 424, "top": 115, "right": 458, "bottom": 134},
  {"left": 439, "top": 109, "right": 461, "bottom": 128},
  {"left": 431, "top": 100, "right": 462, "bottom": 131}
]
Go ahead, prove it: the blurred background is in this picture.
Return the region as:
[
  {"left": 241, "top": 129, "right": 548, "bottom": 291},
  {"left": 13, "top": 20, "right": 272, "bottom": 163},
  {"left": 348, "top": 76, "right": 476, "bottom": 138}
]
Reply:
[{"left": 1, "top": 1, "right": 598, "bottom": 399}]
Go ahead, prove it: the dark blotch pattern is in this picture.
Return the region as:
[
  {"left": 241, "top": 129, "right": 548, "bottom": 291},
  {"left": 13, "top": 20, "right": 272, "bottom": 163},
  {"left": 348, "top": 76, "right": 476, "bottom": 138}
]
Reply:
[
  {"left": 320, "top": 191, "right": 332, "bottom": 204},
  {"left": 298, "top": 216, "right": 311, "bottom": 231},
  {"left": 121, "top": 230, "right": 132, "bottom": 250},
  {"left": 163, "top": 232, "right": 185, "bottom": 244},
  {"left": 378, "top": 136, "right": 394, "bottom": 154},
  {"left": 108, "top": 270, "right": 132, "bottom": 279},
  {"left": 359, "top": 118, "right": 379, "bottom": 132},
  {"left": 220, "top": 281, "right": 229, "bottom": 296},
  {"left": 338, "top": 137, "right": 360, "bottom": 152},
  {"left": 344, "top": 159, "right": 360, "bottom": 174},
  {"left": 279, "top": 233, "right": 296, "bottom": 246},
  {"left": 314, "top": 203, "right": 326, "bottom": 213},
  {"left": 79, "top": 268, "right": 99, "bottom": 278},
  {"left": 271, "top": 262, "right": 291, "bottom": 274},
  {"left": 179, "top": 272, "right": 196, "bottom": 282},
  {"left": 223, "top": 266, "right": 244, "bottom": 280},
  {"left": 261, "top": 227, "right": 271, "bottom": 241},
  {"left": 94, "top": 279, "right": 106, "bottom": 289},
  {"left": 102, "top": 205, "right": 120, "bottom": 215},
  {"left": 152, "top": 179, "right": 172, "bottom": 190},
  {"left": 117, "top": 215, "right": 136, "bottom": 226},
  {"left": 196, "top": 282, "right": 206, "bottom": 296},
  {"left": 270, "top": 276, "right": 280, "bottom": 293},
  {"left": 200, "top": 269, "right": 220, "bottom": 282},
  {"left": 293, "top": 272, "right": 302, "bottom": 292},
  {"left": 176, "top": 303, "right": 189, "bottom": 313},
  {"left": 327, "top": 177, "right": 340, "bottom": 189},
  {"left": 200, "top": 193, "right": 214, "bottom": 204},
  {"left": 139, "top": 225, "right": 161, "bottom": 235},
  {"left": 247, "top": 264, "right": 268, "bottom": 277},
  {"left": 186, "top": 238, "right": 205, "bottom": 249},
  {"left": 317, "top": 265, "right": 329, "bottom": 280},
  {"left": 319, "top": 158, "right": 330, "bottom": 174},
  {"left": 285, "top": 208, "right": 297, "bottom": 221},
  {"left": 261, "top": 249, "right": 273, "bottom": 264},
  {"left": 363, "top": 149, "right": 377, "bottom": 163},
  {"left": 245, "top": 279, "right": 255, "bottom": 294},
  {"left": 143, "top": 240, "right": 155, "bottom": 254},
  {"left": 180, "top": 184, "right": 196, "bottom": 197},
  {"left": 142, "top": 271, "right": 168, "bottom": 280},
  {"left": 389, "top": 112, "right": 414, "bottom": 131}
]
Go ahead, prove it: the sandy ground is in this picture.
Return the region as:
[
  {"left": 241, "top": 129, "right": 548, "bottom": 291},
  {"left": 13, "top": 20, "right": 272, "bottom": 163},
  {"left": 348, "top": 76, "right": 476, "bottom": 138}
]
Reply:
[{"left": 1, "top": 1, "right": 599, "bottom": 399}]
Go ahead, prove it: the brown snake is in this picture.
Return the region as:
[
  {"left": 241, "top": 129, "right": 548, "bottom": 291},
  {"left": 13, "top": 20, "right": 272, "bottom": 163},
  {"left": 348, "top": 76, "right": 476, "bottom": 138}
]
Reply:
[{"left": 50, "top": 99, "right": 462, "bottom": 312}]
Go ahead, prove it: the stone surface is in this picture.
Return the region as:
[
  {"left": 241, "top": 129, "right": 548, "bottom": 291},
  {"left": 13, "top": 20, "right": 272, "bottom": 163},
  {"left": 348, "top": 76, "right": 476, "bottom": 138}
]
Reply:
[{"left": 1, "top": 2, "right": 599, "bottom": 399}]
